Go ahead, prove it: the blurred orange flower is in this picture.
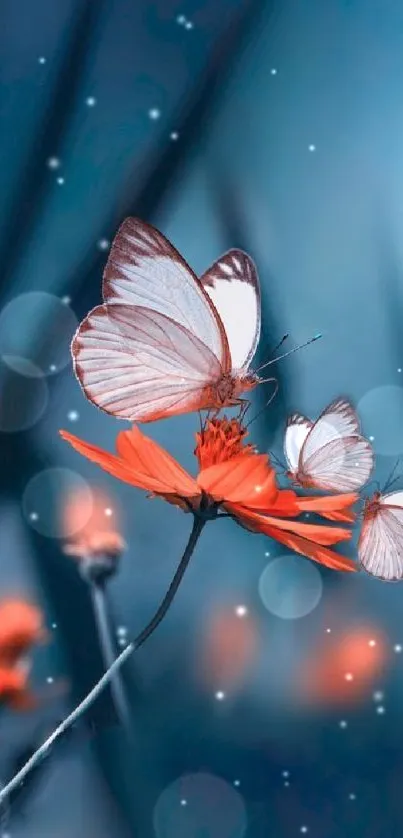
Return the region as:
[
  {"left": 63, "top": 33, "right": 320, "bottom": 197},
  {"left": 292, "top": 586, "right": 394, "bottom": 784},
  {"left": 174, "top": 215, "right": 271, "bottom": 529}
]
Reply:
[
  {"left": 61, "top": 418, "right": 358, "bottom": 572},
  {"left": 298, "top": 626, "right": 389, "bottom": 707},
  {"left": 62, "top": 487, "right": 126, "bottom": 562},
  {"left": 0, "top": 600, "right": 46, "bottom": 711},
  {"left": 200, "top": 607, "right": 258, "bottom": 691}
]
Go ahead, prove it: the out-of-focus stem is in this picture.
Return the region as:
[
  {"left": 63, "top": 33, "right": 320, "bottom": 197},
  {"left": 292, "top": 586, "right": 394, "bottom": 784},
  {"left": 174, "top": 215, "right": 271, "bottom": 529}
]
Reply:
[
  {"left": 0, "top": 516, "right": 205, "bottom": 806},
  {"left": 89, "top": 579, "right": 132, "bottom": 732}
]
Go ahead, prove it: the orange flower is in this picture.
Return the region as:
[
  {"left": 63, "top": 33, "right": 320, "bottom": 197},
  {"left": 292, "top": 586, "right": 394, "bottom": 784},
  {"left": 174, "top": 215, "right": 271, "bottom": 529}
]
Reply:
[
  {"left": 0, "top": 600, "right": 46, "bottom": 712},
  {"left": 62, "top": 487, "right": 126, "bottom": 583},
  {"left": 60, "top": 418, "right": 358, "bottom": 572},
  {"left": 298, "top": 626, "right": 388, "bottom": 707},
  {"left": 199, "top": 607, "right": 258, "bottom": 691}
]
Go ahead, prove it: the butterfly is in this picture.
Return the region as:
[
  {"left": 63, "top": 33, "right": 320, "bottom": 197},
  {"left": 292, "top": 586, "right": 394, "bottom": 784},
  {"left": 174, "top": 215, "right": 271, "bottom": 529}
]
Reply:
[
  {"left": 72, "top": 218, "right": 318, "bottom": 423},
  {"left": 283, "top": 398, "right": 374, "bottom": 492},
  {"left": 358, "top": 490, "right": 403, "bottom": 581}
]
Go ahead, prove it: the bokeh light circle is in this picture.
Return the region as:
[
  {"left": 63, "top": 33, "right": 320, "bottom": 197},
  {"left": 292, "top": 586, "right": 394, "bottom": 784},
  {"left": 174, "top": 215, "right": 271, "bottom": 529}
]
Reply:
[
  {"left": 153, "top": 772, "right": 248, "bottom": 838},
  {"left": 0, "top": 292, "right": 78, "bottom": 377},
  {"left": 22, "top": 468, "right": 93, "bottom": 538},
  {"left": 357, "top": 386, "right": 403, "bottom": 455},
  {"left": 258, "top": 555, "right": 323, "bottom": 619},
  {"left": 0, "top": 357, "right": 48, "bottom": 432}
]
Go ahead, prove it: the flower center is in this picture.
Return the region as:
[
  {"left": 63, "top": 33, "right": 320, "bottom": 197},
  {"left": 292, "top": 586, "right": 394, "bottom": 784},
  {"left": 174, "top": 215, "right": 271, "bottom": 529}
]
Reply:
[{"left": 194, "top": 417, "right": 255, "bottom": 469}]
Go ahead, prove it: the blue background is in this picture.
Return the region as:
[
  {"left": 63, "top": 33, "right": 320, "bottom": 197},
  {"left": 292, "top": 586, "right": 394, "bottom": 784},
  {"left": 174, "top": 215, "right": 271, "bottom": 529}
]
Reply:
[{"left": 1, "top": 0, "right": 403, "bottom": 835}]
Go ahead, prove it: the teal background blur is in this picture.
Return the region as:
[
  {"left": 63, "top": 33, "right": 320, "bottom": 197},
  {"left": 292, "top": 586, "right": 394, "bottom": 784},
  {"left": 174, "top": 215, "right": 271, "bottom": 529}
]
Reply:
[{"left": 1, "top": 0, "right": 403, "bottom": 835}]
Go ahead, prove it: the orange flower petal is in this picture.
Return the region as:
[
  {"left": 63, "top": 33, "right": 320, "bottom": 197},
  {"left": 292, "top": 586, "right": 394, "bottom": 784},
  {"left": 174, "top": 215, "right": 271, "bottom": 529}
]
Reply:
[
  {"left": 295, "top": 493, "right": 359, "bottom": 523},
  {"left": 60, "top": 430, "right": 199, "bottom": 498},
  {"left": 198, "top": 453, "right": 279, "bottom": 508},
  {"left": 258, "top": 526, "right": 356, "bottom": 572},
  {"left": 229, "top": 507, "right": 353, "bottom": 546},
  {"left": 0, "top": 601, "right": 45, "bottom": 667},
  {"left": 116, "top": 426, "right": 200, "bottom": 496},
  {"left": 0, "top": 667, "right": 36, "bottom": 711}
]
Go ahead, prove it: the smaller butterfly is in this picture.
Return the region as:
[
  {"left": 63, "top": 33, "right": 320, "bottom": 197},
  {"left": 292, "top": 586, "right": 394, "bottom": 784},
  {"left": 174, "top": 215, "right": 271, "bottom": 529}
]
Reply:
[
  {"left": 283, "top": 398, "right": 374, "bottom": 492},
  {"left": 359, "top": 461, "right": 403, "bottom": 581}
]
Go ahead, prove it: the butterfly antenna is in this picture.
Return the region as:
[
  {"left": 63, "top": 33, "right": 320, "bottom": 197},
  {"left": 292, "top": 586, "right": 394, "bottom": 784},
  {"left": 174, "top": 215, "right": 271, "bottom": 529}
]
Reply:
[
  {"left": 268, "top": 449, "right": 286, "bottom": 471},
  {"left": 383, "top": 457, "right": 403, "bottom": 492},
  {"left": 245, "top": 379, "right": 279, "bottom": 429},
  {"left": 255, "top": 333, "right": 322, "bottom": 374},
  {"left": 270, "top": 333, "right": 289, "bottom": 355}
]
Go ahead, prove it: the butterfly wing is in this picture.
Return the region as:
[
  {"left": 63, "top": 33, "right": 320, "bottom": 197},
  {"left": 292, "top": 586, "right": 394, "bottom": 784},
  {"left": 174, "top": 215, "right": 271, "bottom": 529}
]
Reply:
[
  {"left": 200, "top": 249, "right": 260, "bottom": 372},
  {"left": 103, "top": 217, "right": 230, "bottom": 363},
  {"left": 298, "top": 399, "right": 373, "bottom": 491},
  {"left": 359, "top": 491, "right": 403, "bottom": 581},
  {"left": 301, "top": 436, "right": 374, "bottom": 492},
  {"left": 73, "top": 218, "right": 231, "bottom": 421},
  {"left": 284, "top": 413, "right": 313, "bottom": 472},
  {"left": 72, "top": 304, "right": 224, "bottom": 422}
]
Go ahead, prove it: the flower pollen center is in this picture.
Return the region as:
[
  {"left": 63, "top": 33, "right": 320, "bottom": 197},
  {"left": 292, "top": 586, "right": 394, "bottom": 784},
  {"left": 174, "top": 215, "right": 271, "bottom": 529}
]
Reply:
[{"left": 194, "top": 417, "right": 255, "bottom": 469}]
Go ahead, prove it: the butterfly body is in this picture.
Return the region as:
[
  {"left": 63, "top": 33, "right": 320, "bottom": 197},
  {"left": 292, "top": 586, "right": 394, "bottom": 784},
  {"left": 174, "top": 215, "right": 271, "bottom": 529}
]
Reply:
[{"left": 206, "top": 371, "right": 258, "bottom": 409}]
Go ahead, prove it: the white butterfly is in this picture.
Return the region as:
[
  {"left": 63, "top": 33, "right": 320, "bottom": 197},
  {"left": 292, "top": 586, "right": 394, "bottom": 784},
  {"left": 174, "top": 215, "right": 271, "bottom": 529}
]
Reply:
[
  {"left": 283, "top": 398, "right": 374, "bottom": 492},
  {"left": 359, "top": 491, "right": 403, "bottom": 581},
  {"left": 72, "top": 218, "right": 262, "bottom": 422}
]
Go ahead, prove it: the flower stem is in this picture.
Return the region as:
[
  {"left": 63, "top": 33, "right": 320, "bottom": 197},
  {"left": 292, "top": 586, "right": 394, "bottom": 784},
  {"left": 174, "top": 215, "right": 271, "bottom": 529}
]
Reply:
[
  {"left": 0, "top": 516, "right": 205, "bottom": 808},
  {"left": 89, "top": 580, "right": 132, "bottom": 732}
]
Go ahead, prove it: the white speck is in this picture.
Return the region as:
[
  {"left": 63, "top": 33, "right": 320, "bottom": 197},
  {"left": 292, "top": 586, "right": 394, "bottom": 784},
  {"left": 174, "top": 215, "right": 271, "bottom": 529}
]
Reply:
[
  {"left": 49, "top": 364, "right": 57, "bottom": 372},
  {"left": 308, "top": 144, "right": 316, "bottom": 152},
  {"left": 368, "top": 639, "right": 376, "bottom": 647},
  {"left": 185, "top": 20, "right": 193, "bottom": 29},
  {"left": 180, "top": 799, "right": 187, "bottom": 806},
  {"left": 46, "top": 677, "right": 54, "bottom": 684},
  {"left": 38, "top": 56, "right": 46, "bottom": 64},
  {"left": 118, "top": 638, "right": 127, "bottom": 647},
  {"left": 373, "top": 690, "right": 384, "bottom": 702},
  {"left": 264, "top": 551, "right": 270, "bottom": 557},
  {"left": 284, "top": 781, "right": 290, "bottom": 787},
  {"left": 254, "top": 485, "right": 262, "bottom": 493},
  {"left": 395, "top": 643, "right": 402, "bottom": 653},
  {"left": 67, "top": 410, "right": 79, "bottom": 422},
  {"left": 305, "top": 512, "right": 310, "bottom": 518},
  {"left": 98, "top": 238, "right": 110, "bottom": 251},
  {"left": 86, "top": 96, "right": 97, "bottom": 107},
  {"left": 104, "top": 507, "right": 113, "bottom": 517},
  {"left": 51, "top": 622, "right": 57, "bottom": 629},
  {"left": 117, "top": 626, "right": 127, "bottom": 636},
  {"left": 61, "top": 295, "right": 71, "bottom": 304},
  {"left": 282, "top": 770, "right": 290, "bottom": 778},
  {"left": 344, "top": 672, "right": 354, "bottom": 681},
  {"left": 349, "top": 793, "right": 356, "bottom": 800},
  {"left": 235, "top": 605, "right": 248, "bottom": 617},
  {"left": 398, "top": 368, "right": 402, "bottom": 373},
  {"left": 56, "top": 177, "right": 64, "bottom": 185},
  {"left": 215, "top": 690, "right": 225, "bottom": 701},
  {"left": 271, "top": 67, "right": 277, "bottom": 75},
  {"left": 47, "top": 156, "right": 60, "bottom": 169},
  {"left": 376, "top": 705, "right": 385, "bottom": 714},
  {"left": 300, "top": 828, "right": 308, "bottom": 834},
  {"left": 170, "top": 131, "right": 179, "bottom": 141},
  {"left": 369, "top": 435, "right": 375, "bottom": 441},
  {"left": 148, "top": 108, "right": 161, "bottom": 120},
  {"left": 339, "top": 720, "right": 348, "bottom": 729},
  {"left": 177, "top": 14, "right": 186, "bottom": 24},
  {"left": 233, "top": 779, "right": 240, "bottom": 787},
  {"left": 29, "top": 512, "right": 39, "bottom": 522},
  {"left": 326, "top": 628, "right": 332, "bottom": 633}
]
